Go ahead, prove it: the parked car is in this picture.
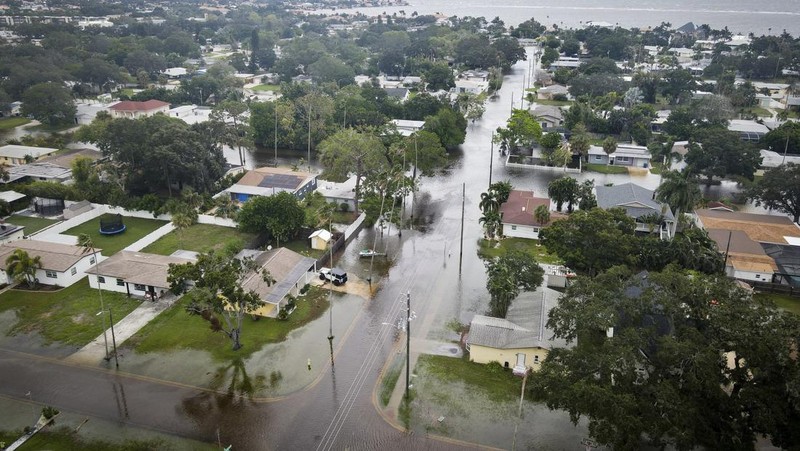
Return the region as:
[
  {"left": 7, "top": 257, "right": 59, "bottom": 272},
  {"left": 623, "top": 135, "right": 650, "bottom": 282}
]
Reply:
[{"left": 319, "top": 267, "right": 348, "bottom": 286}]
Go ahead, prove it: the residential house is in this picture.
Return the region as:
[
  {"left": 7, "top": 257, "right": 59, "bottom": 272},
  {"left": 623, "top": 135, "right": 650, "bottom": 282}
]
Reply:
[
  {"left": 537, "top": 84, "right": 568, "bottom": 100},
  {"left": 728, "top": 119, "right": 769, "bottom": 143},
  {"left": 467, "top": 287, "right": 569, "bottom": 374},
  {"left": 595, "top": 183, "right": 675, "bottom": 240},
  {"left": 0, "top": 190, "right": 27, "bottom": 211},
  {"left": 0, "top": 144, "right": 59, "bottom": 166},
  {"left": 162, "top": 67, "right": 188, "bottom": 79},
  {"left": 241, "top": 247, "right": 317, "bottom": 318},
  {"left": 453, "top": 79, "right": 489, "bottom": 95},
  {"left": 384, "top": 87, "right": 410, "bottom": 102},
  {"left": 548, "top": 57, "right": 581, "bottom": 71},
  {"left": 695, "top": 209, "right": 800, "bottom": 283},
  {"left": 758, "top": 149, "right": 800, "bottom": 173},
  {"left": 109, "top": 100, "right": 170, "bottom": 119},
  {"left": 588, "top": 144, "right": 652, "bottom": 168},
  {"left": 87, "top": 251, "right": 193, "bottom": 299},
  {"left": 0, "top": 240, "right": 100, "bottom": 287},
  {"left": 225, "top": 166, "right": 318, "bottom": 203},
  {"left": 707, "top": 229, "right": 777, "bottom": 282},
  {"left": 390, "top": 119, "right": 425, "bottom": 137},
  {"left": 3, "top": 162, "right": 71, "bottom": 184},
  {"left": 315, "top": 175, "right": 357, "bottom": 211},
  {"left": 500, "top": 190, "right": 563, "bottom": 240},
  {"left": 529, "top": 105, "right": 564, "bottom": 130}
]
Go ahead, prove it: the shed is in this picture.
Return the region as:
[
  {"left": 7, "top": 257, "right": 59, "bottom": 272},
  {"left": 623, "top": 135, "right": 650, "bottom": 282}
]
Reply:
[{"left": 309, "top": 229, "right": 332, "bottom": 250}]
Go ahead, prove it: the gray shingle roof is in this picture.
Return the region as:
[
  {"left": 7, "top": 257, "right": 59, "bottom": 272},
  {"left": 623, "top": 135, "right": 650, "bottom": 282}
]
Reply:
[
  {"left": 595, "top": 183, "right": 674, "bottom": 221},
  {"left": 467, "top": 288, "right": 570, "bottom": 350}
]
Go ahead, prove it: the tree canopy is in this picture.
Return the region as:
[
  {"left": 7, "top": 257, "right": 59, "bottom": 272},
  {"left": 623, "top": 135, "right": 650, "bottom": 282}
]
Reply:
[
  {"left": 236, "top": 192, "right": 305, "bottom": 245},
  {"left": 531, "top": 267, "right": 800, "bottom": 451},
  {"left": 747, "top": 163, "right": 800, "bottom": 223}
]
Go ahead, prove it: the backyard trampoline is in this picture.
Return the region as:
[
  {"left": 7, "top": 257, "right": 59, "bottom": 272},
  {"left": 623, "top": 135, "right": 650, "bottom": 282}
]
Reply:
[{"left": 99, "top": 214, "right": 126, "bottom": 235}]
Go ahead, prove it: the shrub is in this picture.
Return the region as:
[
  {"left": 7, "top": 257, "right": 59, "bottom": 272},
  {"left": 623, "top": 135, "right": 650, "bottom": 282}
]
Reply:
[
  {"left": 553, "top": 93, "right": 568, "bottom": 102},
  {"left": 339, "top": 202, "right": 350, "bottom": 212}
]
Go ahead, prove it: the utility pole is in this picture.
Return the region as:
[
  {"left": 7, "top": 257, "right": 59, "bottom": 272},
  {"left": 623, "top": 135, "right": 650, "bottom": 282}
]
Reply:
[
  {"left": 723, "top": 229, "right": 733, "bottom": 272},
  {"left": 783, "top": 135, "right": 790, "bottom": 165},
  {"left": 459, "top": 182, "right": 465, "bottom": 275},
  {"left": 327, "top": 218, "right": 334, "bottom": 366},
  {"left": 307, "top": 105, "right": 312, "bottom": 172},
  {"left": 109, "top": 308, "right": 119, "bottom": 368},
  {"left": 489, "top": 131, "right": 494, "bottom": 188},
  {"left": 405, "top": 291, "right": 411, "bottom": 400}
]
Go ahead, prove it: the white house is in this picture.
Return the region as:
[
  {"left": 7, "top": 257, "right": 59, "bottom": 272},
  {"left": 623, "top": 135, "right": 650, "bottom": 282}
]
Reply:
[
  {"left": 453, "top": 79, "right": 488, "bottom": 95},
  {"left": 595, "top": 183, "right": 675, "bottom": 240},
  {"left": 226, "top": 166, "right": 318, "bottom": 203},
  {"left": 109, "top": 100, "right": 170, "bottom": 119},
  {"left": 0, "top": 240, "right": 101, "bottom": 287},
  {"left": 390, "top": 119, "right": 425, "bottom": 137},
  {"left": 87, "top": 250, "right": 193, "bottom": 299},
  {"left": 529, "top": 105, "right": 564, "bottom": 130},
  {"left": 315, "top": 175, "right": 357, "bottom": 211},
  {"left": 706, "top": 229, "right": 777, "bottom": 282},
  {"left": 587, "top": 144, "right": 652, "bottom": 168},
  {"left": 499, "top": 190, "right": 565, "bottom": 240}
]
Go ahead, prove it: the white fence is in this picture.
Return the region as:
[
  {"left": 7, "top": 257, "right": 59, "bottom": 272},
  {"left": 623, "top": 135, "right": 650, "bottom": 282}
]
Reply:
[
  {"left": 345, "top": 212, "right": 367, "bottom": 241},
  {"left": 504, "top": 159, "right": 581, "bottom": 174},
  {"left": 197, "top": 214, "right": 237, "bottom": 228},
  {"left": 124, "top": 222, "right": 176, "bottom": 252}
]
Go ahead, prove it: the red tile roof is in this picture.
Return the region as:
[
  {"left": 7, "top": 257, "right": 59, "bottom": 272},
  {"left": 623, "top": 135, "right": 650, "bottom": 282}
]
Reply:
[
  {"left": 110, "top": 100, "right": 170, "bottom": 111},
  {"left": 500, "top": 190, "right": 555, "bottom": 227}
]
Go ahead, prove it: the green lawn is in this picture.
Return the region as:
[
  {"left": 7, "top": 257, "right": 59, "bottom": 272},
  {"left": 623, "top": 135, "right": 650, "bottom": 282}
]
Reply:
[
  {"left": 0, "top": 279, "right": 139, "bottom": 346},
  {"left": 63, "top": 214, "right": 166, "bottom": 256},
  {"left": 755, "top": 292, "right": 800, "bottom": 316},
  {"left": 0, "top": 117, "right": 31, "bottom": 131},
  {"left": 379, "top": 355, "right": 405, "bottom": 407},
  {"left": 251, "top": 84, "right": 280, "bottom": 92},
  {"left": 584, "top": 163, "right": 628, "bottom": 174},
  {"left": 4, "top": 215, "right": 59, "bottom": 235},
  {"left": 0, "top": 426, "right": 211, "bottom": 451},
  {"left": 141, "top": 224, "right": 257, "bottom": 256},
  {"left": 126, "top": 286, "right": 330, "bottom": 361},
  {"left": 284, "top": 238, "right": 325, "bottom": 259},
  {"left": 417, "top": 355, "right": 523, "bottom": 403},
  {"left": 478, "top": 237, "right": 562, "bottom": 265}
]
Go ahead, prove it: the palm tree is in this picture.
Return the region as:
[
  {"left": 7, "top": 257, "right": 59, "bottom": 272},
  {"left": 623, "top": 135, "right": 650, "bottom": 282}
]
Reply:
[
  {"left": 602, "top": 137, "right": 617, "bottom": 156},
  {"left": 655, "top": 170, "right": 701, "bottom": 238},
  {"left": 214, "top": 196, "right": 239, "bottom": 219},
  {"left": 480, "top": 210, "right": 502, "bottom": 239},
  {"left": 5, "top": 249, "right": 42, "bottom": 288},
  {"left": 534, "top": 204, "right": 551, "bottom": 227},
  {"left": 78, "top": 233, "right": 111, "bottom": 362},
  {"left": 479, "top": 191, "right": 499, "bottom": 214}
]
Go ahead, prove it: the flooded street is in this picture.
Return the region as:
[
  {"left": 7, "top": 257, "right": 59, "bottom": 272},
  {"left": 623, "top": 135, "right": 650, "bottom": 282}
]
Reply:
[{"left": 0, "top": 48, "right": 763, "bottom": 450}]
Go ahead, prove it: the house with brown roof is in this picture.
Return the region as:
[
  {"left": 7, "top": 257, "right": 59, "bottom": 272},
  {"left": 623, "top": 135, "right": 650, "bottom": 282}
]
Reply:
[
  {"left": 0, "top": 240, "right": 100, "bottom": 287},
  {"left": 225, "top": 166, "right": 318, "bottom": 203},
  {"left": 241, "top": 247, "right": 317, "bottom": 318},
  {"left": 86, "top": 251, "right": 194, "bottom": 299},
  {"left": 499, "top": 190, "right": 564, "bottom": 240},
  {"left": 706, "top": 229, "right": 778, "bottom": 282},
  {"left": 109, "top": 100, "right": 170, "bottom": 119},
  {"left": 696, "top": 209, "right": 800, "bottom": 283}
]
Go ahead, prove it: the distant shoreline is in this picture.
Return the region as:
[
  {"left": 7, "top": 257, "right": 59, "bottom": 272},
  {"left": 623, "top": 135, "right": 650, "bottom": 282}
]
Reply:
[{"left": 310, "top": 2, "right": 800, "bottom": 36}]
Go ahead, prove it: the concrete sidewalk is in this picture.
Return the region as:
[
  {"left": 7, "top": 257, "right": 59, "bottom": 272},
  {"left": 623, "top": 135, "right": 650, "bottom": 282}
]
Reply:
[{"left": 65, "top": 294, "right": 179, "bottom": 365}]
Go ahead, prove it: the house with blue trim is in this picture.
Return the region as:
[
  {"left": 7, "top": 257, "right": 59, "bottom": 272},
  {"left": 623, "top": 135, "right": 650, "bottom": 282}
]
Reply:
[{"left": 225, "top": 167, "right": 318, "bottom": 203}]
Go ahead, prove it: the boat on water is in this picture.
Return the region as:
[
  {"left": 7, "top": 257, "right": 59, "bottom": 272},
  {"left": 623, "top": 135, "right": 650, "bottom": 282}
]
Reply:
[{"left": 359, "top": 249, "right": 386, "bottom": 258}]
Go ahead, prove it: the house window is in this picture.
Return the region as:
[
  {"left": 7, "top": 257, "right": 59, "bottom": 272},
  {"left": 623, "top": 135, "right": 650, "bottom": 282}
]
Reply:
[
  {"left": 98, "top": 276, "right": 106, "bottom": 284},
  {"left": 134, "top": 284, "right": 146, "bottom": 291},
  {"left": 755, "top": 274, "right": 761, "bottom": 279},
  {"left": 45, "top": 270, "right": 57, "bottom": 278},
  {"left": 90, "top": 256, "right": 96, "bottom": 265},
  {"left": 511, "top": 225, "right": 517, "bottom": 230},
  {"left": 70, "top": 267, "right": 77, "bottom": 276},
  {"left": 617, "top": 156, "right": 630, "bottom": 162},
  {"left": 594, "top": 155, "right": 603, "bottom": 161},
  {"left": 534, "top": 355, "right": 540, "bottom": 364},
  {"left": 533, "top": 227, "right": 540, "bottom": 233},
  {"left": 116, "top": 278, "right": 124, "bottom": 286}
]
